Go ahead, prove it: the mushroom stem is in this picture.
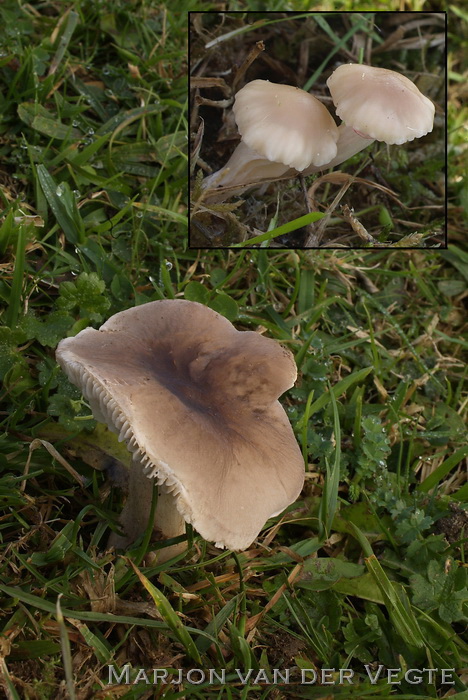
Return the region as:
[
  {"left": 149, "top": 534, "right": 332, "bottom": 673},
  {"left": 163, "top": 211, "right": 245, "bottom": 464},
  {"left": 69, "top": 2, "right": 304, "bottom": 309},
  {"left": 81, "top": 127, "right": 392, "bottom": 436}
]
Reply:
[
  {"left": 108, "top": 464, "right": 187, "bottom": 562},
  {"left": 303, "top": 123, "right": 375, "bottom": 174},
  {"left": 202, "top": 124, "right": 375, "bottom": 195},
  {"left": 202, "top": 140, "right": 290, "bottom": 190}
]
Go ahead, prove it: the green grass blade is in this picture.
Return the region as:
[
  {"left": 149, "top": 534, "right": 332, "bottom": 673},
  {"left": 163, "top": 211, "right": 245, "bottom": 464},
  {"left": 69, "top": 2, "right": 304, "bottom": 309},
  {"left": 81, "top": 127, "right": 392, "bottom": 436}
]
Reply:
[
  {"left": 301, "top": 388, "right": 315, "bottom": 465},
  {"left": 308, "top": 366, "right": 373, "bottom": 417},
  {"left": 69, "top": 620, "right": 110, "bottom": 664},
  {"left": 233, "top": 212, "right": 325, "bottom": 248},
  {"left": 318, "top": 383, "right": 341, "bottom": 540},
  {"left": 18, "top": 103, "right": 81, "bottom": 140},
  {"left": 0, "top": 209, "right": 15, "bottom": 254},
  {"left": 350, "top": 524, "right": 426, "bottom": 649},
  {"left": 303, "top": 16, "right": 372, "bottom": 90},
  {"left": 5, "top": 223, "right": 26, "bottom": 329},
  {"left": 0, "top": 659, "right": 21, "bottom": 700},
  {"left": 133, "top": 201, "right": 187, "bottom": 225},
  {"left": 56, "top": 594, "right": 77, "bottom": 700},
  {"left": 195, "top": 594, "right": 241, "bottom": 654},
  {"left": 36, "top": 165, "right": 86, "bottom": 245},
  {"left": 49, "top": 10, "right": 80, "bottom": 76},
  {"left": 127, "top": 560, "right": 202, "bottom": 664},
  {"left": 418, "top": 446, "right": 468, "bottom": 493}
]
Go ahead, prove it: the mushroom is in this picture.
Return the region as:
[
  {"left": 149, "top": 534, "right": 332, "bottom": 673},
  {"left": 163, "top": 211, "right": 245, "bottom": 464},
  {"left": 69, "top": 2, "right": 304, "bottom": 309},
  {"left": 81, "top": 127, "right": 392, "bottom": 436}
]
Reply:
[
  {"left": 203, "top": 79, "right": 339, "bottom": 190},
  {"left": 303, "top": 63, "right": 435, "bottom": 174},
  {"left": 201, "top": 66, "right": 435, "bottom": 193},
  {"left": 55, "top": 300, "right": 304, "bottom": 558}
]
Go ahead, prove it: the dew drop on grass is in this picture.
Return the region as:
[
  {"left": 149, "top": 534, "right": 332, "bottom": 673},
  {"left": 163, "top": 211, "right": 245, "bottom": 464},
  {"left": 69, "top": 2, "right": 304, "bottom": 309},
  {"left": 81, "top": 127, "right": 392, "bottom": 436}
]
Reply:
[
  {"left": 56, "top": 184, "right": 65, "bottom": 197},
  {"left": 87, "top": 128, "right": 94, "bottom": 135},
  {"left": 73, "top": 190, "right": 80, "bottom": 198},
  {"left": 104, "top": 89, "right": 114, "bottom": 97},
  {"left": 72, "top": 120, "right": 79, "bottom": 127},
  {"left": 165, "top": 261, "right": 173, "bottom": 271},
  {"left": 136, "top": 211, "right": 143, "bottom": 219}
]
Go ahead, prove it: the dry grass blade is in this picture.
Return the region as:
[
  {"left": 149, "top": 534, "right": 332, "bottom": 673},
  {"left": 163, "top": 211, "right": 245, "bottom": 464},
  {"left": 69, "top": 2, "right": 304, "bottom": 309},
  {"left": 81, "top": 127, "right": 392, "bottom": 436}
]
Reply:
[
  {"left": 305, "top": 172, "right": 407, "bottom": 246},
  {"left": 22, "top": 439, "right": 87, "bottom": 492},
  {"left": 245, "top": 563, "right": 303, "bottom": 634},
  {"left": 190, "top": 77, "right": 231, "bottom": 94}
]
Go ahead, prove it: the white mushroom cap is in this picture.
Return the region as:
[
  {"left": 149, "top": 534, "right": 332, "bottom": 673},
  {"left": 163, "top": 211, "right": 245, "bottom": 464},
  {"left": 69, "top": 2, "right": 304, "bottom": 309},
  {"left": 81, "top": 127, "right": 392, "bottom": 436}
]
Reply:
[
  {"left": 56, "top": 300, "right": 304, "bottom": 551},
  {"left": 233, "top": 79, "right": 339, "bottom": 170},
  {"left": 327, "top": 64, "right": 435, "bottom": 145}
]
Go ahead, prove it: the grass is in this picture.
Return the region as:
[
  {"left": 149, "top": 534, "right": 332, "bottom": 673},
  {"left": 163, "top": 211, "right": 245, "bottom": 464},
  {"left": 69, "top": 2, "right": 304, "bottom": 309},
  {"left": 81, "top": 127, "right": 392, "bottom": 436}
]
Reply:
[
  {"left": 190, "top": 11, "right": 447, "bottom": 248},
  {"left": 1, "top": 2, "right": 467, "bottom": 699}
]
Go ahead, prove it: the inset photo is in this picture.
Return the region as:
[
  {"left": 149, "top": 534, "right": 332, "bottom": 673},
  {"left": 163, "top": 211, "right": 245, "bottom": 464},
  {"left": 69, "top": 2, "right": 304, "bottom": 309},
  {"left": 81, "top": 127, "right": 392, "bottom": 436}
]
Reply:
[{"left": 190, "top": 11, "right": 446, "bottom": 249}]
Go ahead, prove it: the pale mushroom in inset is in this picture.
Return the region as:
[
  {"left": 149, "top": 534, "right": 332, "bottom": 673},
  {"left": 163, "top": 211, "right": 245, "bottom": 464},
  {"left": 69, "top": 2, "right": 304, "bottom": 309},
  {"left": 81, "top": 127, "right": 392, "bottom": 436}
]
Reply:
[
  {"left": 203, "top": 79, "right": 339, "bottom": 190},
  {"left": 303, "top": 63, "right": 435, "bottom": 174},
  {"left": 55, "top": 300, "right": 304, "bottom": 558}
]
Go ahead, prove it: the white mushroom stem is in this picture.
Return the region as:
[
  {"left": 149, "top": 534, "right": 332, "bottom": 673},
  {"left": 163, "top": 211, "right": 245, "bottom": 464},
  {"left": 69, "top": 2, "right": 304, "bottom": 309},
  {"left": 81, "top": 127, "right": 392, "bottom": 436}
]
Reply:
[
  {"left": 202, "top": 123, "right": 375, "bottom": 193},
  {"left": 202, "top": 140, "right": 291, "bottom": 190},
  {"left": 303, "top": 123, "right": 375, "bottom": 174},
  {"left": 108, "top": 464, "right": 187, "bottom": 562}
]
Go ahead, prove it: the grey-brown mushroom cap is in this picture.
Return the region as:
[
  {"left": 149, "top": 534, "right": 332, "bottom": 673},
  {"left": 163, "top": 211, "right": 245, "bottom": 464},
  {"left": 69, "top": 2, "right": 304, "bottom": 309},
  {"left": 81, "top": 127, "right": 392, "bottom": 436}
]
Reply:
[{"left": 55, "top": 300, "right": 304, "bottom": 551}]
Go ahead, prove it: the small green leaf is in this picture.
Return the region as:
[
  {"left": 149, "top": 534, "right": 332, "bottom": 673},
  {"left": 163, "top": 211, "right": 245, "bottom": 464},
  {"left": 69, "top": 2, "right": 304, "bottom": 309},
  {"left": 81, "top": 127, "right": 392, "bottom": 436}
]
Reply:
[
  {"left": 297, "top": 558, "right": 364, "bottom": 591},
  {"left": 209, "top": 293, "right": 238, "bottom": 321},
  {"left": 183, "top": 281, "right": 209, "bottom": 304},
  {"left": 7, "top": 640, "right": 61, "bottom": 661},
  {"left": 0, "top": 327, "right": 28, "bottom": 379},
  {"left": 48, "top": 393, "right": 95, "bottom": 432},
  {"left": 57, "top": 272, "right": 110, "bottom": 321},
  {"left": 209, "top": 268, "right": 227, "bottom": 287},
  {"left": 437, "top": 279, "right": 467, "bottom": 297},
  {"left": 20, "top": 311, "right": 74, "bottom": 347}
]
